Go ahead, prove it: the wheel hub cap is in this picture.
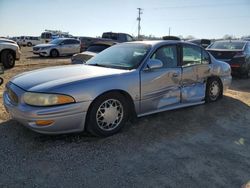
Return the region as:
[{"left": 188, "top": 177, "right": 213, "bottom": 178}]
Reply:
[
  {"left": 96, "top": 99, "right": 123, "bottom": 131},
  {"left": 210, "top": 81, "right": 220, "bottom": 99}
]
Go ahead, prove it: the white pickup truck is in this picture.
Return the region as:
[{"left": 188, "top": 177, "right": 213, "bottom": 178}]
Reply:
[{"left": 0, "top": 38, "right": 21, "bottom": 68}]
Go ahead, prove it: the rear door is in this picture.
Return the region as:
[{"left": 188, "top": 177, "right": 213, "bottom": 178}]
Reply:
[
  {"left": 71, "top": 40, "right": 80, "bottom": 54},
  {"left": 59, "top": 39, "right": 74, "bottom": 55},
  {"left": 181, "top": 44, "right": 210, "bottom": 103},
  {"left": 140, "top": 45, "right": 182, "bottom": 114}
]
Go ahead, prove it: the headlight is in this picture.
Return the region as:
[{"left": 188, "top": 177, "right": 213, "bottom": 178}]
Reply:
[
  {"left": 23, "top": 92, "right": 75, "bottom": 106},
  {"left": 41, "top": 47, "right": 50, "bottom": 50}
]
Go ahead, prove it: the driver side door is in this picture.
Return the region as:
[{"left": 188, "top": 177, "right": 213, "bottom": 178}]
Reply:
[{"left": 140, "top": 45, "right": 182, "bottom": 115}]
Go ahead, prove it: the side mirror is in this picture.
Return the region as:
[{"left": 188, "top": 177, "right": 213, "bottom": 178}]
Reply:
[{"left": 145, "top": 59, "right": 163, "bottom": 70}]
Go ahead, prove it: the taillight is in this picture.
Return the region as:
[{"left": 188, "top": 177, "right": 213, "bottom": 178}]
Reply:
[{"left": 234, "top": 51, "right": 245, "bottom": 58}]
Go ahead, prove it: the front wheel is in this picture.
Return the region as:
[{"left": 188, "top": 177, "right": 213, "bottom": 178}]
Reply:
[
  {"left": 50, "top": 49, "right": 59, "bottom": 58},
  {"left": 86, "top": 93, "right": 129, "bottom": 137},
  {"left": 1, "top": 50, "right": 15, "bottom": 69},
  {"left": 205, "top": 77, "right": 223, "bottom": 102}
]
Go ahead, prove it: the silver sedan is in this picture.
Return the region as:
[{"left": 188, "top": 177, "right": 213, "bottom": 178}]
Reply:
[{"left": 4, "top": 41, "right": 232, "bottom": 136}]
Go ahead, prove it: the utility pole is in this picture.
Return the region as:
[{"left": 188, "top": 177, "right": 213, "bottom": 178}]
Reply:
[
  {"left": 168, "top": 27, "right": 171, "bottom": 36},
  {"left": 137, "top": 8, "right": 143, "bottom": 39}
]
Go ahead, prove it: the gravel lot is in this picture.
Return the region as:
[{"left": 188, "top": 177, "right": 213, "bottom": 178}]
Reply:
[{"left": 0, "top": 47, "right": 250, "bottom": 188}]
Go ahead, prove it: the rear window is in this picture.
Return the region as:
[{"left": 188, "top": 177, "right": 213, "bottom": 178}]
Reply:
[
  {"left": 102, "top": 33, "right": 118, "bottom": 40},
  {"left": 209, "top": 41, "right": 246, "bottom": 50},
  {"left": 87, "top": 45, "right": 110, "bottom": 53}
]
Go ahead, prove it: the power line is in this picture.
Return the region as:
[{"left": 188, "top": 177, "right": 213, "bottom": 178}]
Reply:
[{"left": 151, "top": 2, "right": 249, "bottom": 10}]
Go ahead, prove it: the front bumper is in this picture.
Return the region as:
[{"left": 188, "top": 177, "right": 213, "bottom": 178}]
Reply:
[
  {"left": 3, "top": 83, "right": 92, "bottom": 134},
  {"left": 15, "top": 48, "right": 21, "bottom": 60},
  {"left": 33, "top": 49, "right": 51, "bottom": 57}
]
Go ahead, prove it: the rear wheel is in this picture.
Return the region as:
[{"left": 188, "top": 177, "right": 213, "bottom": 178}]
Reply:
[
  {"left": 86, "top": 93, "right": 129, "bottom": 137},
  {"left": 1, "top": 50, "right": 15, "bottom": 69},
  {"left": 205, "top": 77, "right": 223, "bottom": 102},
  {"left": 50, "top": 49, "right": 59, "bottom": 58},
  {"left": 27, "top": 42, "right": 32, "bottom": 47}
]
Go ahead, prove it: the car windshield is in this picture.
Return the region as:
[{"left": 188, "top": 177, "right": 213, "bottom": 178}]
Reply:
[
  {"left": 208, "top": 41, "right": 245, "bottom": 50},
  {"left": 86, "top": 43, "right": 151, "bottom": 70},
  {"left": 49, "top": 38, "right": 64, "bottom": 45}
]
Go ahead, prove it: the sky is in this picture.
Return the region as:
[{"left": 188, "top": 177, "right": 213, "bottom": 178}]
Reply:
[{"left": 0, "top": 0, "right": 250, "bottom": 39}]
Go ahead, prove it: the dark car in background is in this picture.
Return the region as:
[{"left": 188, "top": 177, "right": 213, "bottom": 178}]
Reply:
[
  {"left": 189, "top": 39, "right": 211, "bottom": 48},
  {"left": 78, "top": 37, "right": 100, "bottom": 52},
  {"left": 71, "top": 41, "right": 116, "bottom": 64},
  {"left": 207, "top": 40, "right": 250, "bottom": 77},
  {"left": 102, "top": 32, "right": 134, "bottom": 42}
]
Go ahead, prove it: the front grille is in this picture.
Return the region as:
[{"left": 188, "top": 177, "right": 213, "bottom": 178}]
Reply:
[{"left": 7, "top": 87, "right": 18, "bottom": 105}]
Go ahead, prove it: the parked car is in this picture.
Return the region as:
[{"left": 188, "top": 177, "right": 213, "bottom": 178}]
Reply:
[
  {"left": 78, "top": 37, "right": 99, "bottom": 52},
  {"left": 71, "top": 41, "right": 116, "bottom": 64},
  {"left": 19, "top": 36, "right": 41, "bottom": 47},
  {"left": 188, "top": 39, "right": 211, "bottom": 48},
  {"left": 207, "top": 40, "right": 250, "bottom": 77},
  {"left": 0, "top": 38, "right": 21, "bottom": 68},
  {"left": 162, "top": 36, "right": 181, "bottom": 41},
  {"left": 33, "top": 38, "right": 80, "bottom": 57},
  {"left": 4, "top": 41, "right": 231, "bottom": 136},
  {"left": 102, "top": 32, "right": 134, "bottom": 42}
]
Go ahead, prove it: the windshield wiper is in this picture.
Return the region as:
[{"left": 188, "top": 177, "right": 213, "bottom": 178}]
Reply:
[{"left": 87, "top": 63, "right": 110, "bottom": 68}]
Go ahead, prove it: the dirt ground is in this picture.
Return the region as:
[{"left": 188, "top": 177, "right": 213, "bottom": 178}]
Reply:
[{"left": 0, "top": 47, "right": 250, "bottom": 187}]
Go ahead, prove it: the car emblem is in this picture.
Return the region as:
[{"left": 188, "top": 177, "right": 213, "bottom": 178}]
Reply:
[{"left": 217, "top": 52, "right": 222, "bottom": 56}]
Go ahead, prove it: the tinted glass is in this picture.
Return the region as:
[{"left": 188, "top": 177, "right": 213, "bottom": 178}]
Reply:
[
  {"left": 202, "top": 49, "right": 210, "bottom": 64},
  {"left": 246, "top": 44, "right": 250, "bottom": 54},
  {"left": 49, "top": 38, "right": 64, "bottom": 44},
  {"left": 151, "top": 45, "right": 177, "bottom": 68},
  {"left": 87, "top": 45, "right": 110, "bottom": 52},
  {"left": 209, "top": 41, "right": 246, "bottom": 50},
  {"left": 182, "top": 45, "right": 201, "bottom": 66},
  {"left": 127, "top": 35, "right": 134, "bottom": 42},
  {"left": 86, "top": 43, "right": 151, "bottom": 70}
]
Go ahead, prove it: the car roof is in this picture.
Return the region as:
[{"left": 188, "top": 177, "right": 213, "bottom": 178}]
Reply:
[
  {"left": 125, "top": 40, "right": 199, "bottom": 48},
  {"left": 214, "top": 40, "right": 247, "bottom": 43}
]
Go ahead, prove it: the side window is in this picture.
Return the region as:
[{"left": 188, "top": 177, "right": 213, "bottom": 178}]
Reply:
[
  {"left": 63, "top": 40, "right": 73, "bottom": 45},
  {"left": 246, "top": 44, "right": 250, "bottom": 54},
  {"left": 182, "top": 45, "right": 201, "bottom": 67},
  {"left": 202, "top": 49, "right": 210, "bottom": 64},
  {"left": 73, "top": 40, "right": 80, "bottom": 44},
  {"left": 126, "top": 35, "right": 133, "bottom": 42},
  {"left": 151, "top": 45, "right": 178, "bottom": 68}
]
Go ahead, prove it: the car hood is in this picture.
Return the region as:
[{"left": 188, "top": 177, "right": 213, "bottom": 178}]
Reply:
[
  {"left": 10, "top": 65, "right": 129, "bottom": 92},
  {"left": 34, "top": 43, "right": 56, "bottom": 48},
  {"left": 0, "top": 38, "right": 16, "bottom": 44}
]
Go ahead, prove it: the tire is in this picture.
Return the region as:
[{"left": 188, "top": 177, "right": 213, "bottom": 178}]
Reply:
[
  {"left": 205, "top": 77, "right": 223, "bottom": 103},
  {"left": 0, "top": 77, "right": 3, "bottom": 86},
  {"left": 1, "top": 50, "right": 15, "bottom": 69},
  {"left": 27, "top": 42, "right": 32, "bottom": 47},
  {"left": 86, "top": 93, "right": 129, "bottom": 137},
  {"left": 50, "top": 49, "right": 59, "bottom": 58}
]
